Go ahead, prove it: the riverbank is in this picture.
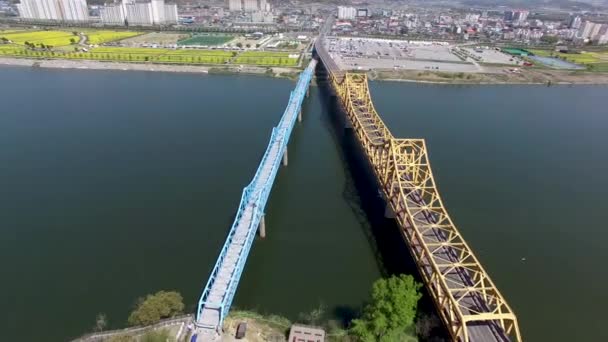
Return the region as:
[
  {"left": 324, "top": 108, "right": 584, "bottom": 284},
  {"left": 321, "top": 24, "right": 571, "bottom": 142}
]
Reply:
[
  {"left": 0, "top": 57, "right": 301, "bottom": 79},
  {"left": 3, "top": 56, "right": 608, "bottom": 84},
  {"left": 71, "top": 311, "right": 349, "bottom": 342},
  {"left": 371, "top": 67, "right": 608, "bottom": 84}
]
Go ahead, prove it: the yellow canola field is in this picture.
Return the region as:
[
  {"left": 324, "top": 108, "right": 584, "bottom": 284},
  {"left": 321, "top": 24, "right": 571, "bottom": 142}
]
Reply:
[
  {"left": 0, "top": 31, "right": 77, "bottom": 46},
  {"left": 85, "top": 31, "right": 143, "bottom": 45}
]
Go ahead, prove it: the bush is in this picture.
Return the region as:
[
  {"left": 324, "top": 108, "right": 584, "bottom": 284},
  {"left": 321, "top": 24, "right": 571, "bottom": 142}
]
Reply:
[
  {"left": 127, "top": 290, "right": 184, "bottom": 326},
  {"left": 349, "top": 275, "right": 422, "bottom": 341}
]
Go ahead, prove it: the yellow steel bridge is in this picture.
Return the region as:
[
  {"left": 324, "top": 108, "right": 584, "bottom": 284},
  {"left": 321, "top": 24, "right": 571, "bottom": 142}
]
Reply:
[{"left": 315, "top": 31, "right": 522, "bottom": 341}]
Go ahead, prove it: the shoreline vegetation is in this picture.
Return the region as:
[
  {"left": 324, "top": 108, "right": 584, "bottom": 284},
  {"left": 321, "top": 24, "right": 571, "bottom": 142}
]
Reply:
[
  {"left": 0, "top": 56, "right": 302, "bottom": 79},
  {"left": 3, "top": 56, "right": 608, "bottom": 84},
  {"left": 76, "top": 276, "right": 430, "bottom": 341}
]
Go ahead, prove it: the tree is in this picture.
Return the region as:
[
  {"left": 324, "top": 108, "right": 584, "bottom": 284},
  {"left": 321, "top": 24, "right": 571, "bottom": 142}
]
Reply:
[
  {"left": 127, "top": 290, "right": 184, "bottom": 326},
  {"left": 70, "top": 38, "right": 76, "bottom": 44},
  {"left": 540, "top": 35, "right": 558, "bottom": 44},
  {"left": 94, "top": 313, "right": 107, "bottom": 332},
  {"left": 236, "top": 42, "right": 243, "bottom": 48},
  {"left": 350, "top": 275, "right": 422, "bottom": 341}
]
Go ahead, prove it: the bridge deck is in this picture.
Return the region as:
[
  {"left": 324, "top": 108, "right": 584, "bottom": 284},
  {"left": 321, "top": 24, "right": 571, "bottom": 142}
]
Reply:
[{"left": 195, "top": 60, "right": 317, "bottom": 337}]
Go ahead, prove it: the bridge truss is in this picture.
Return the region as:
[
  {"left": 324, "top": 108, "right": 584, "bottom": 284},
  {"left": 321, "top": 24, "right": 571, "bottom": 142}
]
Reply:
[{"left": 328, "top": 71, "right": 522, "bottom": 342}]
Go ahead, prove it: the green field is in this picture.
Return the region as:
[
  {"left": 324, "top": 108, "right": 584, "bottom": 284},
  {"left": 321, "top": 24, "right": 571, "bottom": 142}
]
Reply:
[
  {"left": 234, "top": 51, "right": 299, "bottom": 66},
  {"left": 0, "top": 30, "right": 77, "bottom": 47},
  {"left": 0, "top": 44, "right": 233, "bottom": 64},
  {"left": 529, "top": 49, "right": 608, "bottom": 71},
  {"left": 85, "top": 30, "right": 143, "bottom": 45},
  {"left": 238, "top": 51, "right": 297, "bottom": 57},
  {"left": 0, "top": 43, "right": 304, "bottom": 67},
  {"left": 178, "top": 34, "right": 234, "bottom": 46}
]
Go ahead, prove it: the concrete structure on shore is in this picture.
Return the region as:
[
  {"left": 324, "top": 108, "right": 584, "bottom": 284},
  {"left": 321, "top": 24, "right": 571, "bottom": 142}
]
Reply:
[
  {"left": 99, "top": 0, "right": 178, "bottom": 26},
  {"left": 17, "top": 0, "right": 89, "bottom": 21},
  {"left": 288, "top": 324, "right": 325, "bottom": 342}
]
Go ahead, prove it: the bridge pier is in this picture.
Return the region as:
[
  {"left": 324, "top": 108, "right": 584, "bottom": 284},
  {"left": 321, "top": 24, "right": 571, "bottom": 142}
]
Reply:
[
  {"left": 259, "top": 215, "right": 266, "bottom": 238},
  {"left": 379, "top": 191, "right": 395, "bottom": 218},
  {"left": 282, "top": 149, "right": 288, "bottom": 166},
  {"left": 384, "top": 203, "right": 396, "bottom": 219},
  {"left": 298, "top": 109, "right": 302, "bottom": 123},
  {"left": 344, "top": 116, "right": 353, "bottom": 129}
]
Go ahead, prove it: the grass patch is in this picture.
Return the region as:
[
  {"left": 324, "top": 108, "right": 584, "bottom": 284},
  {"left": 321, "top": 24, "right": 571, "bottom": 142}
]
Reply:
[
  {"left": 587, "top": 63, "right": 608, "bottom": 72},
  {"left": 234, "top": 51, "right": 299, "bottom": 66},
  {"left": 0, "top": 44, "right": 304, "bottom": 67},
  {"left": 529, "top": 49, "right": 608, "bottom": 65},
  {"left": 0, "top": 45, "right": 232, "bottom": 64},
  {"left": 238, "top": 51, "right": 296, "bottom": 57},
  {"left": 163, "top": 49, "right": 233, "bottom": 57},
  {"left": 92, "top": 47, "right": 171, "bottom": 55},
  {"left": 0, "top": 30, "right": 77, "bottom": 47},
  {"left": 178, "top": 34, "right": 234, "bottom": 46},
  {"left": 85, "top": 30, "right": 143, "bottom": 45},
  {"left": 227, "top": 310, "right": 291, "bottom": 331}
]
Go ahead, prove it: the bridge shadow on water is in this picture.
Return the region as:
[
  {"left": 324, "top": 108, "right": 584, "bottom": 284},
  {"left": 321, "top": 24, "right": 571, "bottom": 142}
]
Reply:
[{"left": 315, "top": 64, "right": 449, "bottom": 341}]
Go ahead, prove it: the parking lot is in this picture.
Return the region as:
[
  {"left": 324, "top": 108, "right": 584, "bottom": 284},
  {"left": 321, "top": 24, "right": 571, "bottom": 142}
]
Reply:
[
  {"left": 326, "top": 37, "right": 483, "bottom": 73},
  {"left": 337, "top": 55, "right": 482, "bottom": 73},
  {"left": 462, "top": 47, "right": 520, "bottom": 65},
  {"left": 327, "top": 37, "right": 461, "bottom": 62}
]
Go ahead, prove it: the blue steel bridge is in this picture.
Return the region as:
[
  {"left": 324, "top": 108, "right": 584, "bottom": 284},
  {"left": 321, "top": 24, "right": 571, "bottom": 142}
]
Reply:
[{"left": 194, "top": 59, "right": 317, "bottom": 339}]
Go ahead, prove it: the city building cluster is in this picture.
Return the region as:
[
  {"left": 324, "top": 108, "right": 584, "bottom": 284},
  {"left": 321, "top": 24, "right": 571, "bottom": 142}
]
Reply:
[
  {"left": 7, "top": 1, "right": 608, "bottom": 45},
  {"left": 332, "top": 7, "right": 608, "bottom": 46},
  {"left": 99, "top": 0, "right": 177, "bottom": 26},
  {"left": 17, "top": 0, "right": 89, "bottom": 22}
]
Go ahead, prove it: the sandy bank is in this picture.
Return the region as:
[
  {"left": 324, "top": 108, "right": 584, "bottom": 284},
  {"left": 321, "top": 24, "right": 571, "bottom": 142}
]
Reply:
[{"left": 0, "top": 57, "right": 301, "bottom": 78}]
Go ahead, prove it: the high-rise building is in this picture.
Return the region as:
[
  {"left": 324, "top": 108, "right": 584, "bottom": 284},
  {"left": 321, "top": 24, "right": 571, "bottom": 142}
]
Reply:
[
  {"left": 99, "top": 4, "right": 125, "bottom": 25},
  {"left": 243, "top": 0, "right": 257, "bottom": 12},
  {"left": 99, "top": 0, "right": 177, "bottom": 26},
  {"left": 338, "top": 6, "right": 356, "bottom": 20},
  {"left": 228, "top": 0, "right": 241, "bottom": 11},
  {"left": 569, "top": 15, "right": 582, "bottom": 29},
  {"left": 513, "top": 10, "right": 529, "bottom": 23},
  {"left": 17, "top": 0, "right": 89, "bottom": 21},
  {"left": 579, "top": 21, "right": 597, "bottom": 39},
  {"left": 227, "top": 0, "right": 268, "bottom": 12}
]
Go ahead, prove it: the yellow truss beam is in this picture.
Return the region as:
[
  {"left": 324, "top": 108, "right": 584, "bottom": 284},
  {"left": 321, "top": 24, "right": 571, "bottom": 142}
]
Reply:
[{"left": 330, "top": 73, "right": 522, "bottom": 342}]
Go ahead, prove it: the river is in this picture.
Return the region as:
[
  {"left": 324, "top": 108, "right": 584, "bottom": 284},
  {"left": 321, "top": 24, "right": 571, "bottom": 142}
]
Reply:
[{"left": 0, "top": 66, "right": 606, "bottom": 342}]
